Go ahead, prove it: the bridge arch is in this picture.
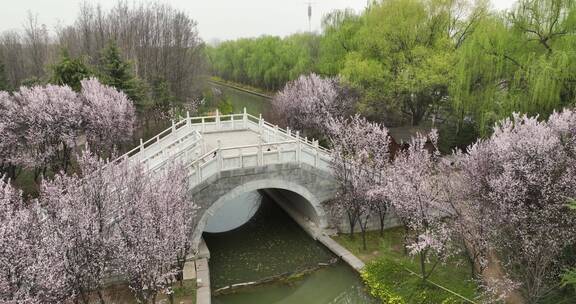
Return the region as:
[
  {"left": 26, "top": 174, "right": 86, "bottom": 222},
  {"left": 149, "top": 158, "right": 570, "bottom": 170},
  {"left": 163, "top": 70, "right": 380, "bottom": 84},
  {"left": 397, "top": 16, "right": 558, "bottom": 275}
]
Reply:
[{"left": 191, "top": 177, "right": 332, "bottom": 249}]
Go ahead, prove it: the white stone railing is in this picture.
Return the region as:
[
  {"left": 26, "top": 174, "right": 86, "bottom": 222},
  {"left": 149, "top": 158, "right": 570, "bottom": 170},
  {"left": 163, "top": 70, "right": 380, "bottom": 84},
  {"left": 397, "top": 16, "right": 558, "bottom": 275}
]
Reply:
[{"left": 115, "top": 109, "right": 332, "bottom": 187}]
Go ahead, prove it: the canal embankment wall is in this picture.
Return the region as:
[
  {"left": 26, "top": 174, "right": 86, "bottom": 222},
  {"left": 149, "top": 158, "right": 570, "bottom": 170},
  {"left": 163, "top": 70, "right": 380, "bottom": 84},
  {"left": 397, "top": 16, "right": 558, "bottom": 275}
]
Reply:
[
  {"left": 263, "top": 189, "right": 366, "bottom": 272},
  {"left": 184, "top": 238, "right": 211, "bottom": 304}
]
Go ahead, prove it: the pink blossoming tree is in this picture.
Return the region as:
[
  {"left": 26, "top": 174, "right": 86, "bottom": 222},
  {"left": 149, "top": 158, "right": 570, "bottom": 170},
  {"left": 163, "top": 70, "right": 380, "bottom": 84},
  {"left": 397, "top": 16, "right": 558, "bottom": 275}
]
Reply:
[
  {"left": 0, "top": 177, "right": 38, "bottom": 303},
  {"left": 327, "top": 115, "right": 390, "bottom": 250},
  {"left": 109, "top": 160, "right": 196, "bottom": 304},
  {"left": 454, "top": 110, "right": 576, "bottom": 301},
  {"left": 3, "top": 84, "right": 83, "bottom": 178},
  {"left": 80, "top": 78, "right": 136, "bottom": 156},
  {"left": 36, "top": 149, "right": 122, "bottom": 304},
  {"left": 383, "top": 130, "right": 455, "bottom": 280},
  {"left": 273, "top": 73, "right": 357, "bottom": 137}
]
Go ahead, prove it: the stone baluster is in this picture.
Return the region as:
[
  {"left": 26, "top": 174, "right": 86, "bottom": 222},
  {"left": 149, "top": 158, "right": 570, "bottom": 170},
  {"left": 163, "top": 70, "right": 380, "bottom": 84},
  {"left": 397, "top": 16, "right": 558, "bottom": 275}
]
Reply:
[
  {"left": 314, "top": 139, "right": 319, "bottom": 167},
  {"left": 217, "top": 140, "right": 223, "bottom": 170},
  {"left": 296, "top": 131, "right": 301, "bottom": 163}
]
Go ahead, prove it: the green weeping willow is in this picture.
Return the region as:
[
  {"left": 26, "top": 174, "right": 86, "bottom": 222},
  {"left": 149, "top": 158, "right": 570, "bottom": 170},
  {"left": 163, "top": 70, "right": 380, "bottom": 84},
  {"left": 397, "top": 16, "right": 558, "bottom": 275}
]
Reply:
[{"left": 451, "top": 0, "right": 576, "bottom": 136}]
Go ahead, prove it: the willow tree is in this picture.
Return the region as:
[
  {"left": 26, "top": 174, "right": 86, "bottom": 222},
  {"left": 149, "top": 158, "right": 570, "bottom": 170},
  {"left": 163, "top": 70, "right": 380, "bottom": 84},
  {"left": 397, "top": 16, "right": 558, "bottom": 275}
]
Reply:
[
  {"left": 318, "top": 9, "right": 362, "bottom": 76},
  {"left": 451, "top": 0, "right": 576, "bottom": 136},
  {"left": 338, "top": 0, "right": 462, "bottom": 126}
]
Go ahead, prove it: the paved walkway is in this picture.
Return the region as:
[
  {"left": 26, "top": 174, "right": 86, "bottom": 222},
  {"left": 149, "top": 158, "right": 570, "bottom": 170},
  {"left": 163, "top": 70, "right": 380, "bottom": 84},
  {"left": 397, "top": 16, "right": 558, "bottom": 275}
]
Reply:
[{"left": 203, "top": 130, "right": 262, "bottom": 151}]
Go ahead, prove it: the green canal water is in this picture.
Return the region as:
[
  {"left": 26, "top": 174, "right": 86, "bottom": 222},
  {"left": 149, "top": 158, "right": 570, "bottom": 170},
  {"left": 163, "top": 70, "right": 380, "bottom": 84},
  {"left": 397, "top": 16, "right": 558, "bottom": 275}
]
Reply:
[
  {"left": 209, "top": 82, "right": 273, "bottom": 120},
  {"left": 204, "top": 191, "right": 376, "bottom": 303}
]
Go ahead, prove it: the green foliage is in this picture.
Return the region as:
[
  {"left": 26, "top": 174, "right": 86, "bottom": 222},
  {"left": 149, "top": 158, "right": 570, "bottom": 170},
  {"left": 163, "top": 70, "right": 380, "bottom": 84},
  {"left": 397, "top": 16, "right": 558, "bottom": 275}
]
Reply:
[
  {"left": 341, "top": 0, "right": 457, "bottom": 125},
  {"left": 335, "top": 229, "right": 479, "bottom": 303},
  {"left": 318, "top": 9, "right": 362, "bottom": 76},
  {"left": 562, "top": 269, "right": 576, "bottom": 292},
  {"left": 452, "top": 0, "right": 576, "bottom": 135},
  {"left": 207, "top": 33, "right": 319, "bottom": 90},
  {"left": 562, "top": 197, "right": 576, "bottom": 294},
  {"left": 207, "top": 0, "right": 576, "bottom": 150},
  {"left": 98, "top": 41, "right": 146, "bottom": 105},
  {"left": 21, "top": 77, "right": 44, "bottom": 87},
  {"left": 217, "top": 96, "right": 234, "bottom": 115},
  {"left": 0, "top": 60, "right": 9, "bottom": 91},
  {"left": 50, "top": 50, "right": 91, "bottom": 91},
  {"left": 150, "top": 77, "right": 175, "bottom": 113},
  {"left": 362, "top": 258, "right": 464, "bottom": 304}
]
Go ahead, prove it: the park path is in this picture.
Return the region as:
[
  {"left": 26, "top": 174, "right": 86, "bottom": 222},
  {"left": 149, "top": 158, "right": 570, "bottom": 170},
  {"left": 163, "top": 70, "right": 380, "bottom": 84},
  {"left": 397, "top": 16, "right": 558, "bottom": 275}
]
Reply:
[{"left": 482, "top": 251, "right": 525, "bottom": 304}]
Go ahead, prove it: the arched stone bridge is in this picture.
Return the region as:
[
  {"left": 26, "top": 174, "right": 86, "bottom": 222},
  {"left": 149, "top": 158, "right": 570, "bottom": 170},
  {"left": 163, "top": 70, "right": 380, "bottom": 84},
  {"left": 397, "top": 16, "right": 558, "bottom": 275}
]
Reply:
[{"left": 114, "top": 109, "right": 338, "bottom": 251}]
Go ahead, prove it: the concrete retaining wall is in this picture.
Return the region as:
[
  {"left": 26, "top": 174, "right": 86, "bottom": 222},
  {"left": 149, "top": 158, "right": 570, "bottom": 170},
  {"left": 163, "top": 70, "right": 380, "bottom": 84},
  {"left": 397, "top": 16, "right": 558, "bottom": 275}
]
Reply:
[{"left": 264, "top": 189, "right": 366, "bottom": 272}]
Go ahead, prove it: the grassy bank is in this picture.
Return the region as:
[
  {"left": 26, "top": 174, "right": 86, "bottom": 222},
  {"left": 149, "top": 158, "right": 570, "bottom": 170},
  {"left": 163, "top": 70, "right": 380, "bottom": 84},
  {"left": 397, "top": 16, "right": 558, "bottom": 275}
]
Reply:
[{"left": 334, "top": 228, "right": 479, "bottom": 303}]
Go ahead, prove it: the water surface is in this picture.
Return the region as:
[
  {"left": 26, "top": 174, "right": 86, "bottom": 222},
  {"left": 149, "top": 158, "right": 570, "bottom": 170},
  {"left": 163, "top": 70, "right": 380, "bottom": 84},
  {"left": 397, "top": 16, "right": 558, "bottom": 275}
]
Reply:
[
  {"left": 204, "top": 192, "right": 376, "bottom": 303},
  {"left": 209, "top": 82, "right": 273, "bottom": 120}
]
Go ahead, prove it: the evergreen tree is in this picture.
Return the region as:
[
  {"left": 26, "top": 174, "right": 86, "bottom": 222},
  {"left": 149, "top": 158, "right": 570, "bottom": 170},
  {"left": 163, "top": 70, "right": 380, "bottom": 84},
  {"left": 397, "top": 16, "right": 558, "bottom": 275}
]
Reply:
[
  {"left": 50, "top": 50, "right": 92, "bottom": 91},
  {"left": 0, "top": 60, "right": 9, "bottom": 91},
  {"left": 150, "top": 77, "right": 175, "bottom": 113},
  {"left": 98, "top": 41, "right": 145, "bottom": 105}
]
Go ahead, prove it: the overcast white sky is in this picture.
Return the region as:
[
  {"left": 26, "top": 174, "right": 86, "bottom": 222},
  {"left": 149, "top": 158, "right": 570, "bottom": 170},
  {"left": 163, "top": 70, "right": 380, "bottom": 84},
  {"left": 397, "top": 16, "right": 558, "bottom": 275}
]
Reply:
[{"left": 0, "top": 0, "right": 517, "bottom": 42}]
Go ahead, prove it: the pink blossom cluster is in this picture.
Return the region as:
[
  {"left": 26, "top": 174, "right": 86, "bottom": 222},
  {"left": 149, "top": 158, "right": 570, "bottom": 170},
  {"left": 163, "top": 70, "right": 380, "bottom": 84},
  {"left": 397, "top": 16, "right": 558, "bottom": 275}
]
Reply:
[
  {"left": 0, "top": 78, "right": 135, "bottom": 178},
  {"left": 452, "top": 110, "right": 576, "bottom": 300},
  {"left": 326, "top": 114, "right": 390, "bottom": 248},
  {"left": 0, "top": 150, "right": 196, "bottom": 303},
  {"left": 325, "top": 105, "right": 576, "bottom": 299},
  {"left": 272, "top": 73, "right": 357, "bottom": 135}
]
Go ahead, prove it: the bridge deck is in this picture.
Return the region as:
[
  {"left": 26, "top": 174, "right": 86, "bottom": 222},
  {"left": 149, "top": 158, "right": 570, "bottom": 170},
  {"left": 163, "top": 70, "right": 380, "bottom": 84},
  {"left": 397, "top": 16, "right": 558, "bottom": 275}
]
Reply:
[
  {"left": 203, "top": 129, "right": 262, "bottom": 151},
  {"left": 114, "top": 111, "right": 332, "bottom": 187}
]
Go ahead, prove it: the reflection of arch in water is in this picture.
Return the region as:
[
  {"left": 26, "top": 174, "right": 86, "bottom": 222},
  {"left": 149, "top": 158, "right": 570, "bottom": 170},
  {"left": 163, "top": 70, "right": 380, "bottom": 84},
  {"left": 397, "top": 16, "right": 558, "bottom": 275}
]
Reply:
[{"left": 192, "top": 179, "right": 329, "bottom": 247}]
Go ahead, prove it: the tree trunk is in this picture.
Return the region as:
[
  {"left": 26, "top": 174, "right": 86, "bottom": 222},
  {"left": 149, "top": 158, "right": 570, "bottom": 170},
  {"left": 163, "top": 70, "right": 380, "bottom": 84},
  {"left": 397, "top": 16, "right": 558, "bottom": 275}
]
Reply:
[
  {"left": 379, "top": 211, "right": 386, "bottom": 236},
  {"left": 347, "top": 211, "right": 356, "bottom": 238},
  {"left": 361, "top": 228, "right": 367, "bottom": 251},
  {"left": 420, "top": 251, "right": 427, "bottom": 281},
  {"left": 403, "top": 225, "right": 409, "bottom": 255},
  {"left": 97, "top": 290, "right": 106, "bottom": 304}
]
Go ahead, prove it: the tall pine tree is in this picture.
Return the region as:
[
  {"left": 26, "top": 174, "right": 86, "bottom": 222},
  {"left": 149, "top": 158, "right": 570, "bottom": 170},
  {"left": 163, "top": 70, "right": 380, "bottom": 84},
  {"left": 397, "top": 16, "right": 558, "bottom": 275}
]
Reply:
[
  {"left": 51, "top": 50, "right": 92, "bottom": 91},
  {"left": 98, "top": 41, "right": 146, "bottom": 106}
]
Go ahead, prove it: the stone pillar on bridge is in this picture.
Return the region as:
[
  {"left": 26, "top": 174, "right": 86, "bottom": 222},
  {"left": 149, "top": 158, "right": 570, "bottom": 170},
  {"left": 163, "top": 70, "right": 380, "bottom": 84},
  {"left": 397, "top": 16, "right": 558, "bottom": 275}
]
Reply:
[{"left": 243, "top": 107, "right": 248, "bottom": 128}]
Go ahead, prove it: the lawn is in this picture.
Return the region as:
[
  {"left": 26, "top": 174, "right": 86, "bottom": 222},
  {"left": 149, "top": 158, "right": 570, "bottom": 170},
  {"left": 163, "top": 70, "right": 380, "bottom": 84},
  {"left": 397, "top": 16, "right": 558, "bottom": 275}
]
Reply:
[{"left": 334, "top": 228, "right": 480, "bottom": 304}]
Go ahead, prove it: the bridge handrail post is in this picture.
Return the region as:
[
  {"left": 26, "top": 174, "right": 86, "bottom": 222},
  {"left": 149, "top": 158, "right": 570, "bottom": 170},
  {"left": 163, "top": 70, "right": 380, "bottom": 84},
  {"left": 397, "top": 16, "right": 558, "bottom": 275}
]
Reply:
[
  {"left": 274, "top": 125, "right": 279, "bottom": 141},
  {"left": 296, "top": 131, "right": 301, "bottom": 163},
  {"left": 243, "top": 107, "right": 247, "bottom": 129},
  {"left": 171, "top": 120, "right": 176, "bottom": 132},
  {"left": 258, "top": 114, "right": 263, "bottom": 134},
  {"left": 217, "top": 140, "right": 223, "bottom": 170},
  {"left": 314, "top": 139, "right": 319, "bottom": 167},
  {"left": 258, "top": 135, "right": 263, "bottom": 166},
  {"left": 186, "top": 111, "right": 190, "bottom": 126},
  {"left": 195, "top": 161, "right": 201, "bottom": 184},
  {"left": 139, "top": 138, "right": 144, "bottom": 152},
  {"left": 202, "top": 117, "right": 205, "bottom": 132},
  {"left": 216, "top": 109, "right": 221, "bottom": 130}
]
